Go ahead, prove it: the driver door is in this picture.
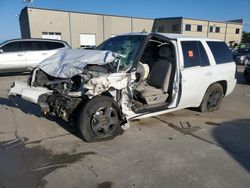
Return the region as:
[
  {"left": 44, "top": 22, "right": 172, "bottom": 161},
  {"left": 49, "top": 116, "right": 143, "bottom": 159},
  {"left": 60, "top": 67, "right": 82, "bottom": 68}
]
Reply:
[{"left": 0, "top": 41, "right": 26, "bottom": 73}]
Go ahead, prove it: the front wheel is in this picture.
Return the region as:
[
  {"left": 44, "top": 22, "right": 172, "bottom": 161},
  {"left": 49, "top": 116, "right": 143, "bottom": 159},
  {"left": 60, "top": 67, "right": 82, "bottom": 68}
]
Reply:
[
  {"left": 198, "top": 83, "right": 224, "bottom": 112},
  {"left": 77, "top": 96, "right": 123, "bottom": 142}
]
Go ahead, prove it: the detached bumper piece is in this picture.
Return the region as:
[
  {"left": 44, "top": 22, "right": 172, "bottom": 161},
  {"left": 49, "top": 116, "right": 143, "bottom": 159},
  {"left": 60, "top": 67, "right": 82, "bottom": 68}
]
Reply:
[
  {"left": 9, "top": 81, "right": 82, "bottom": 121},
  {"left": 9, "top": 81, "right": 52, "bottom": 104}
]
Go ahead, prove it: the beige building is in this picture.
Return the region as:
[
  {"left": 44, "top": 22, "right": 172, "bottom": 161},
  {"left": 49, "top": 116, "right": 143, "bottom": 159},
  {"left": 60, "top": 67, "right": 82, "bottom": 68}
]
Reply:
[
  {"left": 152, "top": 17, "right": 243, "bottom": 44},
  {"left": 20, "top": 8, "right": 243, "bottom": 48},
  {"left": 19, "top": 7, "right": 154, "bottom": 48}
]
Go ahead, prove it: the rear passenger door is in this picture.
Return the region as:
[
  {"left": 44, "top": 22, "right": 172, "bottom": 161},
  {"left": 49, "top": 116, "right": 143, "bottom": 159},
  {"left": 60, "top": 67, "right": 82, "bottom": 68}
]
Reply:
[
  {"left": 206, "top": 41, "right": 236, "bottom": 93},
  {"left": 23, "top": 41, "right": 45, "bottom": 69},
  {"left": 24, "top": 41, "right": 65, "bottom": 69},
  {"left": 178, "top": 40, "right": 212, "bottom": 108}
]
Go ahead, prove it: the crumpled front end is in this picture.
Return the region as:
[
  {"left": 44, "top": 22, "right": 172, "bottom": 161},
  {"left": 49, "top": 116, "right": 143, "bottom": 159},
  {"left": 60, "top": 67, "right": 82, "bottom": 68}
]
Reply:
[{"left": 9, "top": 63, "right": 136, "bottom": 122}]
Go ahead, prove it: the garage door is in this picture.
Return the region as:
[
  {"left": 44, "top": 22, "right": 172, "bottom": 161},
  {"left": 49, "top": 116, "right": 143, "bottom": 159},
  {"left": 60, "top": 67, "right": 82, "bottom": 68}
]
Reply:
[
  {"left": 80, "top": 34, "right": 96, "bottom": 48},
  {"left": 42, "top": 32, "right": 62, "bottom": 40}
]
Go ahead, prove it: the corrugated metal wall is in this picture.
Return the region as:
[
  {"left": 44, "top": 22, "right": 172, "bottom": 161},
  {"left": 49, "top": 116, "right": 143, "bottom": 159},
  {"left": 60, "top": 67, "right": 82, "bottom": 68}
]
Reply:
[{"left": 19, "top": 7, "right": 154, "bottom": 48}]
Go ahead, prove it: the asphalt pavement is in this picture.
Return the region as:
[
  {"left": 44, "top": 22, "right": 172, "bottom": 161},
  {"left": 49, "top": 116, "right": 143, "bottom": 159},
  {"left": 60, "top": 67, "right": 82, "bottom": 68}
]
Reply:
[{"left": 0, "top": 67, "right": 249, "bottom": 188}]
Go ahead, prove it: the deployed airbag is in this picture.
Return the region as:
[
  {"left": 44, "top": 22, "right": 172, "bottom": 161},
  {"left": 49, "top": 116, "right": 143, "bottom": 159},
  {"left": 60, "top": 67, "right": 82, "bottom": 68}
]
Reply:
[{"left": 38, "top": 49, "right": 119, "bottom": 78}]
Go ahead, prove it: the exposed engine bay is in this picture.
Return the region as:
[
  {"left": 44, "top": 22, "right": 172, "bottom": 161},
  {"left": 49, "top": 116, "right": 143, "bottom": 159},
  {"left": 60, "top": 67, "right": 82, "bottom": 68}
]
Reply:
[{"left": 28, "top": 63, "right": 135, "bottom": 121}]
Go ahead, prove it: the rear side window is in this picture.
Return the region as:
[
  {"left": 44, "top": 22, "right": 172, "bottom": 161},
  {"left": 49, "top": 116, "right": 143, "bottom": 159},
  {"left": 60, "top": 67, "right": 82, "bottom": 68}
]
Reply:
[
  {"left": 181, "top": 41, "right": 210, "bottom": 68},
  {"left": 23, "top": 41, "right": 40, "bottom": 51},
  {"left": 198, "top": 42, "right": 210, "bottom": 66},
  {"left": 44, "top": 42, "right": 65, "bottom": 50},
  {"left": 207, "top": 41, "right": 233, "bottom": 64}
]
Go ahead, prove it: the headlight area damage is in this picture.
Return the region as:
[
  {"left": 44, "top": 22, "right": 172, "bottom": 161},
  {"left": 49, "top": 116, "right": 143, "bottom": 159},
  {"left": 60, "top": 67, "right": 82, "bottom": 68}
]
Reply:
[{"left": 9, "top": 49, "right": 135, "bottom": 127}]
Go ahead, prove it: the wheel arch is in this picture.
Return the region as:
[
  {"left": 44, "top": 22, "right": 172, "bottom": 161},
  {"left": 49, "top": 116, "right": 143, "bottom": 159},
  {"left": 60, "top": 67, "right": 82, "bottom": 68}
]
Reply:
[
  {"left": 216, "top": 80, "right": 227, "bottom": 96},
  {"left": 199, "top": 80, "right": 227, "bottom": 106}
]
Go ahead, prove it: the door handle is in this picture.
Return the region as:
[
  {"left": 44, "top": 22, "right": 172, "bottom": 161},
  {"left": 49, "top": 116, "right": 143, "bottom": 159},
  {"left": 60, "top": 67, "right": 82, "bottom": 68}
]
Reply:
[
  {"left": 205, "top": 72, "right": 212, "bottom": 76},
  {"left": 17, "top": 54, "right": 23, "bottom": 57}
]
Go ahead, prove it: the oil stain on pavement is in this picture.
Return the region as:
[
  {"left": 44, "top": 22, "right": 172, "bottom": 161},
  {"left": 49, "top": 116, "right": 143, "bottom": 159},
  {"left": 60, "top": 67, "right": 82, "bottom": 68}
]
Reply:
[{"left": 0, "top": 140, "right": 96, "bottom": 188}]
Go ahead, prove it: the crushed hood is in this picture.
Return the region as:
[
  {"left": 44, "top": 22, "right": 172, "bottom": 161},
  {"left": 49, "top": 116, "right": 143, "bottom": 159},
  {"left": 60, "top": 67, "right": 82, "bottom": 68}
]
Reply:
[{"left": 38, "top": 49, "right": 119, "bottom": 78}]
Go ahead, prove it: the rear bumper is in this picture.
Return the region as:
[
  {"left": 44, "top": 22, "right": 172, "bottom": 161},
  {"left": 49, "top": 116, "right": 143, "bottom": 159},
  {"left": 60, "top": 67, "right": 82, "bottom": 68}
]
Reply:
[{"left": 9, "top": 81, "right": 52, "bottom": 104}]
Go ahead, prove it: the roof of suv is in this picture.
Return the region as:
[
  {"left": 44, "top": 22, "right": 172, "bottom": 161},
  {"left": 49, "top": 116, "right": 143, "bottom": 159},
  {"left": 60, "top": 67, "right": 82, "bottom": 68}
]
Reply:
[{"left": 121, "top": 32, "right": 222, "bottom": 41}]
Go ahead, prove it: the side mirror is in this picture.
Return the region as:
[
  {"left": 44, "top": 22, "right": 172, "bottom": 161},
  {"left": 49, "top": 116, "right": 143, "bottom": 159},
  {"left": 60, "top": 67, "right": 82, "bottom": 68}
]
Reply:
[{"left": 0, "top": 49, "right": 3, "bottom": 54}]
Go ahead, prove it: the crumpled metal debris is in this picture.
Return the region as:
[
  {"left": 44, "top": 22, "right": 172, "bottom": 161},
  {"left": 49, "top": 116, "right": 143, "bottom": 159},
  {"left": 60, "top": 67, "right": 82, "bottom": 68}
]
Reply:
[{"left": 38, "top": 49, "right": 119, "bottom": 78}]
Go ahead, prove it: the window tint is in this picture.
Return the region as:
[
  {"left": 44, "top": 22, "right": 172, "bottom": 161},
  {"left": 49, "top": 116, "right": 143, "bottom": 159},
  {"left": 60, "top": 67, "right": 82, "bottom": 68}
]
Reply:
[
  {"left": 23, "top": 41, "right": 39, "bottom": 51},
  {"left": 209, "top": 26, "right": 213, "bottom": 32},
  {"left": 207, "top": 41, "right": 233, "bottom": 64},
  {"left": 42, "top": 42, "right": 65, "bottom": 50},
  {"left": 236, "top": 48, "right": 250, "bottom": 54},
  {"left": 181, "top": 41, "right": 200, "bottom": 68},
  {"left": 19, "top": 41, "right": 65, "bottom": 51},
  {"left": 198, "top": 42, "right": 210, "bottom": 66},
  {"left": 185, "top": 24, "right": 191, "bottom": 31},
  {"left": 215, "top": 27, "right": 220, "bottom": 33},
  {"left": 181, "top": 41, "right": 210, "bottom": 68},
  {"left": 197, "top": 25, "right": 203, "bottom": 32},
  {"left": 1, "top": 42, "right": 24, "bottom": 52}
]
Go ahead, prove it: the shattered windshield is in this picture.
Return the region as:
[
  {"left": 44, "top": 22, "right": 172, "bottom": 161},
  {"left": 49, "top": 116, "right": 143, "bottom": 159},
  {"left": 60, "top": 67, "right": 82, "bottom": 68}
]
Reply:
[{"left": 97, "top": 35, "right": 145, "bottom": 71}]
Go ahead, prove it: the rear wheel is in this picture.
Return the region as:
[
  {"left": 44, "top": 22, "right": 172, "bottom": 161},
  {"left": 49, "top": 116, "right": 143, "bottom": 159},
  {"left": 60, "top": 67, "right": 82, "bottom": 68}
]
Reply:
[
  {"left": 198, "top": 84, "right": 224, "bottom": 112},
  {"left": 77, "top": 96, "right": 123, "bottom": 142}
]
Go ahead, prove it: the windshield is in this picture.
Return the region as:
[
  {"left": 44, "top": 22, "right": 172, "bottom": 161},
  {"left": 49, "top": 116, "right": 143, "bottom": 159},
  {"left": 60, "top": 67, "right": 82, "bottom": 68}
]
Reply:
[{"left": 97, "top": 35, "right": 146, "bottom": 71}]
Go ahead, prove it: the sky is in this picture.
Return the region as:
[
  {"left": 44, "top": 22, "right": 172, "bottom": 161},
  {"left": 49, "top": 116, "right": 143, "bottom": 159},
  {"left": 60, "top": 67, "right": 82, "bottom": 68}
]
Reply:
[{"left": 0, "top": 0, "right": 250, "bottom": 41}]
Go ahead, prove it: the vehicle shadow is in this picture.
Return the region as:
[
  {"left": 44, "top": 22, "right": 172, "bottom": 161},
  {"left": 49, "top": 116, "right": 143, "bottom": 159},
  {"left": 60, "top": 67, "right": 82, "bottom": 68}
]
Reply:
[
  {"left": 0, "top": 96, "right": 82, "bottom": 139},
  {"left": 212, "top": 119, "right": 250, "bottom": 172}
]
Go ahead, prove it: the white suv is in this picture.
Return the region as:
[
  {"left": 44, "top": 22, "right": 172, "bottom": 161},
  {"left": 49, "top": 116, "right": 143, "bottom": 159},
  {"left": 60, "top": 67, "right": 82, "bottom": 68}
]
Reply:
[
  {"left": 9, "top": 32, "right": 236, "bottom": 142},
  {"left": 0, "top": 38, "right": 70, "bottom": 73}
]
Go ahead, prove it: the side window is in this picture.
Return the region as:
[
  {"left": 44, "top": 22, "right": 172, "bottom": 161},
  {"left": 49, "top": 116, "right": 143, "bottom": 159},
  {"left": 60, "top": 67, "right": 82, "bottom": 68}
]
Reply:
[
  {"left": 45, "top": 42, "right": 65, "bottom": 50},
  {"left": 215, "top": 27, "right": 220, "bottom": 33},
  {"left": 1, "top": 42, "right": 23, "bottom": 52},
  {"left": 22, "top": 41, "right": 39, "bottom": 51},
  {"left": 198, "top": 42, "right": 210, "bottom": 66},
  {"left": 181, "top": 41, "right": 210, "bottom": 68},
  {"left": 209, "top": 26, "right": 213, "bottom": 33},
  {"left": 185, "top": 24, "right": 191, "bottom": 31},
  {"left": 207, "top": 41, "right": 233, "bottom": 64},
  {"left": 197, "top": 25, "right": 203, "bottom": 32},
  {"left": 181, "top": 41, "right": 200, "bottom": 68}
]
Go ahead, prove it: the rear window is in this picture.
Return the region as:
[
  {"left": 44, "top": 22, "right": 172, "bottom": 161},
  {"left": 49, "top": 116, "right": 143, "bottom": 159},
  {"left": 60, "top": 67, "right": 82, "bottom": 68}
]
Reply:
[{"left": 207, "top": 41, "right": 233, "bottom": 64}]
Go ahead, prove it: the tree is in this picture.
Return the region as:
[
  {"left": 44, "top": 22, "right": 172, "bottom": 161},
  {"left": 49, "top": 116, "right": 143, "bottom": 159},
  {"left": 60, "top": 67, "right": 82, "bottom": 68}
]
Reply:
[{"left": 241, "top": 31, "right": 250, "bottom": 43}]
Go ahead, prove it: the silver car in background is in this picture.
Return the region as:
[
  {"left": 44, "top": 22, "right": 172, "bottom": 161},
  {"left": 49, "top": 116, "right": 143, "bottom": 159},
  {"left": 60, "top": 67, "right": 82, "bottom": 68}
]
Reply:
[{"left": 0, "top": 38, "right": 70, "bottom": 73}]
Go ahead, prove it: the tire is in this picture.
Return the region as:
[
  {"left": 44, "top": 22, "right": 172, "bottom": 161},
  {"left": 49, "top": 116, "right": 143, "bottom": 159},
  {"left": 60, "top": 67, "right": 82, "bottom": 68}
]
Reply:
[
  {"left": 244, "top": 69, "right": 250, "bottom": 83},
  {"left": 77, "top": 95, "right": 123, "bottom": 142},
  {"left": 198, "top": 83, "right": 224, "bottom": 113}
]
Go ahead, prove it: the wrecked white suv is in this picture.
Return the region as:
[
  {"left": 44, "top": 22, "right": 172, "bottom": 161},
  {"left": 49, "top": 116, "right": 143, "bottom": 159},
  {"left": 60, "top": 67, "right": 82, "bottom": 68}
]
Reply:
[{"left": 9, "top": 33, "right": 236, "bottom": 142}]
